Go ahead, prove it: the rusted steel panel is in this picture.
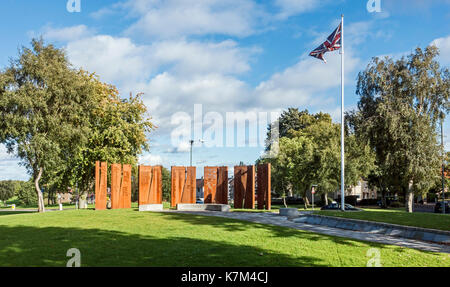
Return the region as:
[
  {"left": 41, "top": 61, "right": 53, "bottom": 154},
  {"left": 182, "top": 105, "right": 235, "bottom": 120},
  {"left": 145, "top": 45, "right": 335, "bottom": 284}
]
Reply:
[
  {"left": 184, "top": 167, "right": 197, "bottom": 204},
  {"left": 111, "top": 164, "right": 122, "bottom": 209},
  {"left": 204, "top": 166, "right": 218, "bottom": 203},
  {"left": 95, "top": 161, "right": 108, "bottom": 210},
  {"left": 257, "top": 163, "right": 271, "bottom": 210},
  {"left": 139, "top": 165, "right": 152, "bottom": 206},
  {"left": 234, "top": 166, "right": 245, "bottom": 209},
  {"left": 139, "top": 165, "right": 163, "bottom": 205},
  {"left": 121, "top": 164, "right": 132, "bottom": 209},
  {"left": 151, "top": 166, "right": 163, "bottom": 204},
  {"left": 244, "top": 166, "right": 255, "bottom": 209},
  {"left": 171, "top": 167, "right": 185, "bottom": 207},
  {"left": 95, "top": 161, "right": 106, "bottom": 210},
  {"left": 217, "top": 167, "right": 228, "bottom": 204}
]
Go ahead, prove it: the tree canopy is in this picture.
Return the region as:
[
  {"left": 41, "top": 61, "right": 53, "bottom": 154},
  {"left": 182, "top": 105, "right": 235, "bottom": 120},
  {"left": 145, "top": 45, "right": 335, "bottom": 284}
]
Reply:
[
  {"left": 350, "top": 45, "right": 449, "bottom": 212},
  {"left": 261, "top": 109, "right": 374, "bottom": 208},
  {"left": 0, "top": 39, "right": 154, "bottom": 212}
]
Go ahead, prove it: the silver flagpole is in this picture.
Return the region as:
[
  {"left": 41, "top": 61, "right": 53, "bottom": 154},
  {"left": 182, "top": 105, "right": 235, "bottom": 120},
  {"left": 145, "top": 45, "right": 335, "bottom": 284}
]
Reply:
[{"left": 340, "top": 14, "right": 345, "bottom": 212}]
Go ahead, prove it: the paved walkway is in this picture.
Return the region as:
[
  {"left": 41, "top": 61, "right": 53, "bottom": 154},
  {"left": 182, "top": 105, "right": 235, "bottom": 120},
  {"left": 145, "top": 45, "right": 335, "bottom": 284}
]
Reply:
[{"left": 165, "top": 210, "right": 450, "bottom": 254}]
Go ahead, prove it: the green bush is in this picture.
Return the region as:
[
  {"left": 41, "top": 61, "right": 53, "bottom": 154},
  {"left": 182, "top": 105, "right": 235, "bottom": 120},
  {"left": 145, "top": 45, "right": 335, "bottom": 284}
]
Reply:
[
  {"left": 16, "top": 181, "right": 37, "bottom": 206},
  {"left": 0, "top": 180, "right": 16, "bottom": 205}
]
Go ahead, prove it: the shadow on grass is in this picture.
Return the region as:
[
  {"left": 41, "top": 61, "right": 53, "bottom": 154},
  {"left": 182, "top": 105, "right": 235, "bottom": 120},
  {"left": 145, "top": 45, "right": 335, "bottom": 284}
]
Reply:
[
  {"left": 0, "top": 225, "right": 327, "bottom": 267},
  {"left": 0, "top": 211, "right": 35, "bottom": 216},
  {"left": 152, "top": 212, "right": 371, "bottom": 248}
]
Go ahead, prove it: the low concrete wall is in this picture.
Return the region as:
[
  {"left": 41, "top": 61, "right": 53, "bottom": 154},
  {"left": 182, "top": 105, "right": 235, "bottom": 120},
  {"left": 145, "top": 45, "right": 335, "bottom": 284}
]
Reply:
[
  {"left": 279, "top": 208, "right": 299, "bottom": 217},
  {"left": 139, "top": 204, "right": 164, "bottom": 212},
  {"left": 177, "top": 204, "right": 230, "bottom": 212},
  {"left": 291, "top": 214, "right": 450, "bottom": 245}
]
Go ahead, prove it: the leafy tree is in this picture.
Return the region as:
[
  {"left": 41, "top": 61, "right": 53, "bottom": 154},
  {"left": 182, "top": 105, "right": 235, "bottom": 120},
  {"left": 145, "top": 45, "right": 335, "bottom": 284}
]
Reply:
[
  {"left": 65, "top": 77, "right": 153, "bottom": 197},
  {"left": 351, "top": 45, "right": 449, "bottom": 212},
  {"left": 0, "top": 39, "right": 98, "bottom": 212},
  {"left": 262, "top": 109, "right": 374, "bottom": 207},
  {"left": 16, "top": 180, "right": 37, "bottom": 206},
  {"left": 0, "top": 180, "right": 16, "bottom": 206},
  {"left": 277, "top": 136, "right": 316, "bottom": 209}
]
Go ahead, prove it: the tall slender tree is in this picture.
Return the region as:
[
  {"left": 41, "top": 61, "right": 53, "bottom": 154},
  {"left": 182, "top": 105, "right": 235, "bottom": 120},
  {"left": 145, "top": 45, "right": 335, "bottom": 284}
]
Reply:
[
  {"left": 0, "top": 39, "right": 98, "bottom": 212},
  {"left": 352, "top": 45, "right": 449, "bottom": 212}
]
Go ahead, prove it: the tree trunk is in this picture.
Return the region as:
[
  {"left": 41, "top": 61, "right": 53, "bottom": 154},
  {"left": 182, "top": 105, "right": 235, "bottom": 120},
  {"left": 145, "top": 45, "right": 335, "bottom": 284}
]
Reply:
[
  {"left": 381, "top": 189, "right": 387, "bottom": 208},
  {"left": 406, "top": 183, "right": 414, "bottom": 213},
  {"left": 303, "top": 190, "right": 310, "bottom": 209},
  {"left": 323, "top": 192, "right": 328, "bottom": 206},
  {"left": 34, "top": 167, "right": 45, "bottom": 213},
  {"left": 283, "top": 194, "right": 287, "bottom": 208}
]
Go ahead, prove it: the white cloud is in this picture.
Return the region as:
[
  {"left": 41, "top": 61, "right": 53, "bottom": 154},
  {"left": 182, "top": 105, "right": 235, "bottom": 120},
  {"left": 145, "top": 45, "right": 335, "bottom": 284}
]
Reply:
[
  {"left": 0, "top": 145, "right": 28, "bottom": 181},
  {"left": 123, "top": 0, "right": 265, "bottom": 38},
  {"left": 62, "top": 33, "right": 258, "bottom": 133},
  {"left": 43, "top": 25, "right": 94, "bottom": 42},
  {"left": 151, "top": 40, "right": 259, "bottom": 75},
  {"left": 274, "top": 0, "right": 320, "bottom": 19},
  {"left": 139, "top": 153, "right": 163, "bottom": 165},
  {"left": 431, "top": 35, "right": 450, "bottom": 66},
  {"left": 254, "top": 50, "right": 360, "bottom": 109},
  {"left": 66, "top": 35, "right": 154, "bottom": 85}
]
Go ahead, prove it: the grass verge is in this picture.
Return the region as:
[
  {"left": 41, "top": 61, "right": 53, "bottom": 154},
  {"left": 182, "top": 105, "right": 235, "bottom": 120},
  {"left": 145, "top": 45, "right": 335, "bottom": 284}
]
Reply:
[{"left": 0, "top": 209, "right": 448, "bottom": 267}]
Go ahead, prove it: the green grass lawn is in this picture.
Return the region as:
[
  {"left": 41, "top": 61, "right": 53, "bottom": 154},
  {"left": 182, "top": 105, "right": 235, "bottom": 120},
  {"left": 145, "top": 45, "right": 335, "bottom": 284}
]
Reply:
[
  {"left": 315, "top": 208, "right": 450, "bottom": 231},
  {"left": 0, "top": 209, "right": 448, "bottom": 267}
]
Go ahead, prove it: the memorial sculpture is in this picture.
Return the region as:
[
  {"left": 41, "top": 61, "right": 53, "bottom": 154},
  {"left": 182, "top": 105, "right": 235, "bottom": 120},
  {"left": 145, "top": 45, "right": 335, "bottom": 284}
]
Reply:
[
  {"left": 257, "top": 163, "right": 271, "bottom": 210},
  {"left": 139, "top": 165, "right": 163, "bottom": 205},
  {"left": 171, "top": 166, "right": 196, "bottom": 207},
  {"left": 95, "top": 161, "right": 132, "bottom": 210},
  {"left": 204, "top": 166, "right": 228, "bottom": 204},
  {"left": 234, "top": 165, "right": 255, "bottom": 209},
  {"left": 95, "top": 161, "right": 108, "bottom": 210}
]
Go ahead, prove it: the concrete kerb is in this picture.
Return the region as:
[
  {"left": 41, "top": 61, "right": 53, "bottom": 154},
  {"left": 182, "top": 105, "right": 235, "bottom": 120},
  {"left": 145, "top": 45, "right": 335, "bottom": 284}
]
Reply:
[{"left": 287, "top": 214, "right": 450, "bottom": 245}]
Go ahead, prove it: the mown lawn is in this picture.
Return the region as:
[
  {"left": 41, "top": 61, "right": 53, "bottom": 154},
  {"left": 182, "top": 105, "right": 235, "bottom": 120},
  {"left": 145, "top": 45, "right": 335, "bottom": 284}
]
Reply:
[
  {"left": 315, "top": 208, "right": 450, "bottom": 231},
  {"left": 0, "top": 209, "right": 448, "bottom": 267}
]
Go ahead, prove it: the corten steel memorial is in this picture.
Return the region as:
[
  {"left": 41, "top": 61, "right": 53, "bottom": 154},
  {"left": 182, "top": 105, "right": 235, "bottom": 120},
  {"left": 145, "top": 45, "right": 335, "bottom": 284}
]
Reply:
[
  {"left": 110, "top": 163, "right": 132, "bottom": 209},
  {"left": 204, "top": 166, "right": 228, "bottom": 204},
  {"left": 139, "top": 165, "right": 163, "bottom": 206},
  {"left": 120, "top": 164, "right": 132, "bottom": 208},
  {"left": 257, "top": 163, "right": 271, "bottom": 210},
  {"left": 110, "top": 164, "right": 122, "bottom": 209},
  {"left": 234, "top": 165, "right": 255, "bottom": 209},
  {"left": 171, "top": 166, "right": 196, "bottom": 207},
  {"left": 204, "top": 166, "right": 217, "bottom": 203},
  {"left": 217, "top": 167, "right": 229, "bottom": 204},
  {"left": 95, "top": 161, "right": 108, "bottom": 210}
]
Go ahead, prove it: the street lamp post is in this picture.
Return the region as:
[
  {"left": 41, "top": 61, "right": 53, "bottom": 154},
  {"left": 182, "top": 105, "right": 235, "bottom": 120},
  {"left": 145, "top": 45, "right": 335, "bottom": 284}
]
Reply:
[
  {"left": 189, "top": 140, "right": 194, "bottom": 167},
  {"left": 189, "top": 139, "right": 206, "bottom": 166}
]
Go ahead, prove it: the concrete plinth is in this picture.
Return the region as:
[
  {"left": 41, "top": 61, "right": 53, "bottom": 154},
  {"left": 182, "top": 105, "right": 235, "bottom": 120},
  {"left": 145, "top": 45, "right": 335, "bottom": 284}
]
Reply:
[
  {"left": 176, "top": 204, "right": 230, "bottom": 212},
  {"left": 139, "top": 204, "right": 164, "bottom": 212},
  {"left": 279, "top": 208, "right": 299, "bottom": 217}
]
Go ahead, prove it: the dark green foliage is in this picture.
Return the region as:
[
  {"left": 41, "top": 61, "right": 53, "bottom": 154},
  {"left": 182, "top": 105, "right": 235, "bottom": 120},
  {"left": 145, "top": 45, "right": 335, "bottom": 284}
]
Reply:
[
  {"left": 0, "top": 181, "right": 16, "bottom": 205},
  {"left": 15, "top": 181, "right": 37, "bottom": 206},
  {"left": 162, "top": 167, "right": 171, "bottom": 202},
  {"left": 351, "top": 45, "right": 450, "bottom": 212}
]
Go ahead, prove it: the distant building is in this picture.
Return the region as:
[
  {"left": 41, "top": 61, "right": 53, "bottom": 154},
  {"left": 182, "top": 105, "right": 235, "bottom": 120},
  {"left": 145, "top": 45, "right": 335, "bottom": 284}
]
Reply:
[
  {"left": 196, "top": 178, "right": 204, "bottom": 199},
  {"left": 228, "top": 177, "right": 235, "bottom": 203},
  {"left": 330, "top": 179, "right": 377, "bottom": 201},
  {"left": 59, "top": 192, "right": 73, "bottom": 203}
]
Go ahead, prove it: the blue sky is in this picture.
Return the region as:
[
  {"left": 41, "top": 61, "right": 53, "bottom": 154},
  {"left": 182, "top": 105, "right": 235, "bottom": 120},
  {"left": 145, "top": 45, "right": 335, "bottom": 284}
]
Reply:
[{"left": 1, "top": 0, "right": 450, "bottom": 180}]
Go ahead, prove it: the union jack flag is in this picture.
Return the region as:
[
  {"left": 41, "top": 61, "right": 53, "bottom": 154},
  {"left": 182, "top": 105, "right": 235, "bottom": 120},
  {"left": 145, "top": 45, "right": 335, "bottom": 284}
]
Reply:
[{"left": 309, "top": 22, "right": 342, "bottom": 63}]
